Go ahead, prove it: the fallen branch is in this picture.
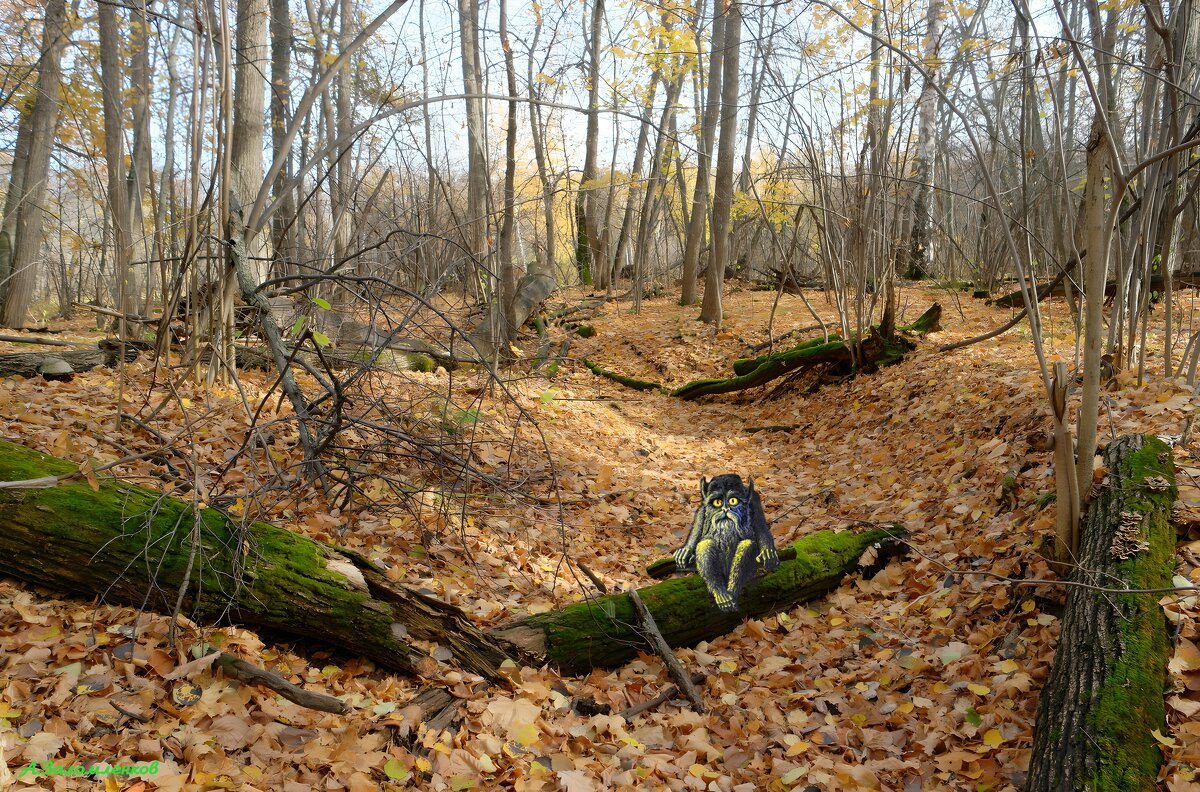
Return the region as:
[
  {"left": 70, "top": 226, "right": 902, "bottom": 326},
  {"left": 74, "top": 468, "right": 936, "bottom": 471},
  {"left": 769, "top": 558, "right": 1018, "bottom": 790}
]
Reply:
[
  {"left": 215, "top": 652, "right": 349, "bottom": 714},
  {"left": 630, "top": 589, "right": 705, "bottom": 713},
  {"left": 620, "top": 673, "right": 707, "bottom": 719},
  {"left": 0, "top": 334, "right": 77, "bottom": 347},
  {"left": 0, "top": 438, "right": 514, "bottom": 680},
  {"left": 582, "top": 359, "right": 665, "bottom": 392},
  {"left": 673, "top": 305, "right": 941, "bottom": 400}
]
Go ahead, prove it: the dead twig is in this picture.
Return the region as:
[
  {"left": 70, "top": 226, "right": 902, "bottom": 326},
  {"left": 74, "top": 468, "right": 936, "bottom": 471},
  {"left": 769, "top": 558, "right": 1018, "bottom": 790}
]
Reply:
[
  {"left": 619, "top": 672, "right": 706, "bottom": 719},
  {"left": 628, "top": 589, "right": 705, "bottom": 713},
  {"left": 215, "top": 652, "right": 349, "bottom": 714}
]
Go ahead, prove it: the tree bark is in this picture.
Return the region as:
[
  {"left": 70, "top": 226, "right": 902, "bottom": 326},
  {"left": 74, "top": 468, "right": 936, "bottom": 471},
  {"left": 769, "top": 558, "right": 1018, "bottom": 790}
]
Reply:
[
  {"left": 699, "top": 0, "right": 740, "bottom": 326},
  {"left": 574, "top": 0, "right": 605, "bottom": 287},
  {"left": 1027, "top": 434, "right": 1176, "bottom": 792},
  {"left": 0, "top": 0, "right": 69, "bottom": 328},
  {"left": 680, "top": 0, "right": 725, "bottom": 306}
]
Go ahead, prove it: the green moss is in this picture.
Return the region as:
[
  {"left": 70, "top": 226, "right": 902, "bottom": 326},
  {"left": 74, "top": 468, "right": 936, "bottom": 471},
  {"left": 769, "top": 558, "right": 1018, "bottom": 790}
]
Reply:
[
  {"left": 582, "top": 359, "right": 665, "bottom": 392},
  {"left": 521, "top": 528, "right": 892, "bottom": 674},
  {"left": 732, "top": 336, "right": 836, "bottom": 377},
  {"left": 1080, "top": 436, "right": 1174, "bottom": 791},
  {"left": 672, "top": 339, "right": 848, "bottom": 399},
  {"left": 573, "top": 324, "right": 597, "bottom": 338},
  {"left": 0, "top": 438, "right": 419, "bottom": 672}
]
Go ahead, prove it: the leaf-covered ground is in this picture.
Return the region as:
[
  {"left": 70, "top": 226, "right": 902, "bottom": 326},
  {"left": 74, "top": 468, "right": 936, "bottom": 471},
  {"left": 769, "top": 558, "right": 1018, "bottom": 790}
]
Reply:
[{"left": 3, "top": 285, "right": 1200, "bottom": 790}]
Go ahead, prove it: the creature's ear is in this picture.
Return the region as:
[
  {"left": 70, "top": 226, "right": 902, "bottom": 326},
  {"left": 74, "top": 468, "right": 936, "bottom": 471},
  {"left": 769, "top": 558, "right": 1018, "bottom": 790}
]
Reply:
[
  {"left": 700, "top": 476, "right": 709, "bottom": 494},
  {"left": 747, "top": 476, "right": 756, "bottom": 494}
]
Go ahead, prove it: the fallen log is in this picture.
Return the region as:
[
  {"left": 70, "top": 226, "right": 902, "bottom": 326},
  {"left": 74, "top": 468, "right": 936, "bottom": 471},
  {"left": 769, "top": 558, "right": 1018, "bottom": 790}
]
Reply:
[
  {"left": 0, "top": 439, "right": 906, "bottom": 685},
  {"left": 236, "top": 344, "right": 438, "bottom": 375},
  {"left": 0, "top": 334, "right": 77, "bottom": 347},
  {"left": 988, "top": 269, "right": 1200, "bottom": 308},
  {"left": 582, "top": 359, "right": 665, "bottom": 392},
  {"left": 0, "top": 339, "right": 138, "bottom": 380},
  {"left": 0, "top": 438, "right": 514, "bottom": 680},
  {"left": 672, "top": 305, "right": 941, "bottom": 400},
  {"left": 1027, "top": 434, "right": 1177, "bottom": 792},
  {"left": 492, "top": 527, "right": 904, "bottom": 675}
]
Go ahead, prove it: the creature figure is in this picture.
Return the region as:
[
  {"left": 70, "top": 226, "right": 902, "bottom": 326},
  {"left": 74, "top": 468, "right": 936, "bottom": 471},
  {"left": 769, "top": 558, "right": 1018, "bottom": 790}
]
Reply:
[{"left": 673, "top": 474, "right": 779, "bottom": 612}]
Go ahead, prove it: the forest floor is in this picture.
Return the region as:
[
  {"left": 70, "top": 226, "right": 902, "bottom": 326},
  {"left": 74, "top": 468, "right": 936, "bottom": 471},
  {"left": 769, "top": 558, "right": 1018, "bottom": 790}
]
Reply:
[{"left": 4, "top": 284, "right": 1200, "bottom": 791}]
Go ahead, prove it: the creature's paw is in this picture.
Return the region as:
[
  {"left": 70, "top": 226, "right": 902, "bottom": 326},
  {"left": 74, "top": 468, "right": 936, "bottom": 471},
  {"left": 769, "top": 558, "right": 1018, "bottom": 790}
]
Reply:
[
  {"left": 757, "top": 546, "right": 780, "bottom": 570},
  {"left": 712, "top": 592, "right": 738, "bottom": 612},
  {"left": 673, "top": 548, "right": 695, "bottom": 571}
]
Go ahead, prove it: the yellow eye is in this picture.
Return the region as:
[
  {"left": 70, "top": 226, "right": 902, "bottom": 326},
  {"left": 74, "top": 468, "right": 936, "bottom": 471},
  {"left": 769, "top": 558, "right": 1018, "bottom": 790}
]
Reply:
[
  {"left": 728, "top": 497, "right": 739, "bottom": 506},
  {"left": 713, "top": 499, "right": 723, "bottom": 508}
]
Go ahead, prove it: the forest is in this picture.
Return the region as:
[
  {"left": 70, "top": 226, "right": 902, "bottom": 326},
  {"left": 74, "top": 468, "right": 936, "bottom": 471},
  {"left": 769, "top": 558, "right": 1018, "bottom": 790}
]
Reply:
[{"left": 3, "top": 0, "right": 1200, "bottom": 788}]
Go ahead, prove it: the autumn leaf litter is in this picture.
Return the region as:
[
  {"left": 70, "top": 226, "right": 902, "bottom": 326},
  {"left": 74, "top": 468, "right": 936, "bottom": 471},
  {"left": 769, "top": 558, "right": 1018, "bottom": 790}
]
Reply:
[{"left": 3, "top": 286, "right": 1200, "bottom": 790}]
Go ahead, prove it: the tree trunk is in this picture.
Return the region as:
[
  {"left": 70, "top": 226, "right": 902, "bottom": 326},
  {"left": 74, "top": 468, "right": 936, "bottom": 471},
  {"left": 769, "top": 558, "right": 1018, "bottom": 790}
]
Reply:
[
  {"left": 1027, "top": 434, "right": 1176, "bottom": 792},
  {"left": 458, "top": 0, "right": 489, "bottom": 296},
  {"left": 699, "top": 0, "right": 740, "bottom": 326},
  {"left": 226, "top": 0, "right": 270, "bottom": 375},
  {"left": 97, "top": 0, "right": 132, "bottom": 336},
  {"left": 496, "top": 0, "right": 519, "bottom": 347},
  {"left": 270, "top": 0, "right": 297, "bottom": 277},
  {"left": 0, "top": 0, "right": 69, "bottom": 328},
  {"left": 574, "top": 0, "right": 604, "bottom": 287},
  {"left": 0, "top": 340, "right": 139, "bottom": 379},
  {"left": 905, "top": 0, "right": 943, "bottom": 280},
  {"left": 680, "top": 0, "right": 725, "bottom": 306}
]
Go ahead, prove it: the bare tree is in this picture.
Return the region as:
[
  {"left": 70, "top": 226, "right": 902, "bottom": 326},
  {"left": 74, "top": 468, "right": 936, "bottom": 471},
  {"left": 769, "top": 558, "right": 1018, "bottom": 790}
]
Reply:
[
  {"left": 0, "top": 0, "right": 68, "bottom": 327},
  {"left": 699, "top": 0, "right": 740, "bottom": 325}
]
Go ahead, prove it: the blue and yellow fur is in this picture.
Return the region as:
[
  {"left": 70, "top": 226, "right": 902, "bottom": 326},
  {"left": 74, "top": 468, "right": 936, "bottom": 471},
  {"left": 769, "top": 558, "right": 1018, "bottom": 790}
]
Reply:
[{"left": 673, "top": 474, "right": 779, "bottom": 612}]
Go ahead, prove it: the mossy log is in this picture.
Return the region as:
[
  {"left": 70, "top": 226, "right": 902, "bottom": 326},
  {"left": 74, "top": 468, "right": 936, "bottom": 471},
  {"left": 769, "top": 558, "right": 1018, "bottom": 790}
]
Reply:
[
  {"left": 0, "top": 339, "right": 138, "bottom": 380},
  {"left": 674, "top": 305, "right": 941, "bottom": 400},
  {"left": 492, "top": 528, "right": 903, "bottom": 675},
  {"left": 582, "top": 359, "right": 665, "bottom": 392},
  {"left": 1027, "top": 434, "right": 1177, "bottom": 792},
  {"left": 0, "top": 439, "right": 513, "bottom": 680}
]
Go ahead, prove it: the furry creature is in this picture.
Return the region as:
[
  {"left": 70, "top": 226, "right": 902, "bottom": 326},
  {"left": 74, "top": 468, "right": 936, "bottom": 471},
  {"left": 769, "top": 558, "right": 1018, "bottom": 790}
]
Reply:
[{"left": 673, "top": 474, "right": 779, "bottom": 612}]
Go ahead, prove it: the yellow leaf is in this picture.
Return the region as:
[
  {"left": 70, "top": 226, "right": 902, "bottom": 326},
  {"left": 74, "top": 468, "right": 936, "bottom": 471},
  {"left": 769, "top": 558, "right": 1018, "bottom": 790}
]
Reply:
[
  {"left": 968, "top": 683, "right": 990, "bottom": 695},
  {"left": 998, "top": 659, "right": 1019, "bottom": 673},
  {"left": 786, "top": 740, "right": 810, "bottom": 756},
  {"left": 1153, "top": 729, "right": 1177, "bottom": 747},
  {"left": 415, "top": 756, "right": 432, "bottom": 772},
  {"left": 983, "top": 729, "right": 1003, "bottom": 747},
  {"left": 513, "top": 721, "right": 539, "bottom": 747}
]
